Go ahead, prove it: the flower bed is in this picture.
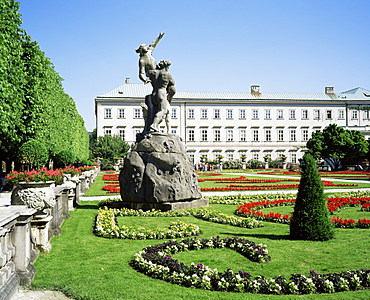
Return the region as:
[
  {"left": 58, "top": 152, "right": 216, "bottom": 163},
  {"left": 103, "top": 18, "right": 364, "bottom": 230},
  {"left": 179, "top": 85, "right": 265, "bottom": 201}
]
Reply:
[
  {"left": 95, "top": 207, "right": 201, "bottom": 239},
  {"left": 94, "top": 207, "right": 263, "bottom": 239},
  {"left": 6, "top": 167, "right": 63, "bottom": 183},
  {"left": 131, "top": 236, "right": 370, "bottom": 294},
  {"left": 102, "top": 174, "right": 119, "bottom": 181},
  {"left": 236, "top": 197, "right": 370, "bottom": 228}
]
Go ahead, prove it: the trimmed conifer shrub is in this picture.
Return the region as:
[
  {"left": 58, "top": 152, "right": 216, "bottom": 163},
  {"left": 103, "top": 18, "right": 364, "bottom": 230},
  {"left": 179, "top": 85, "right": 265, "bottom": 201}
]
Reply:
[{"left": 290, "top": 153, "right": 334, "bottom": 241}]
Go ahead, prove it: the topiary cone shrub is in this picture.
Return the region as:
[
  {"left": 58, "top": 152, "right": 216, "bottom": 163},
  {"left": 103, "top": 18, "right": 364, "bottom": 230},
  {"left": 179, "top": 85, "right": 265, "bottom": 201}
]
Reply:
[{"left": 290, "top": 153, "right": 334, "bottom": 241}]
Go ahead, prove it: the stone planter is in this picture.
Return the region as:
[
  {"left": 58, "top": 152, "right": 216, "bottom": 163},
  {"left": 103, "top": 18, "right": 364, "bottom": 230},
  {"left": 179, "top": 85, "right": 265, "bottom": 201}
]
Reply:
[{"left": 11, "top": 181, "right": 56, "bottom": 214}]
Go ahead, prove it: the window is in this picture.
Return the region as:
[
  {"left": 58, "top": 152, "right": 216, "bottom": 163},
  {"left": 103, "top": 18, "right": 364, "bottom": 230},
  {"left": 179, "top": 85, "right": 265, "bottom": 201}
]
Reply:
[
  {"left": 290, "top": 129, "right": 296, "bottom": 141},
  {"left": 301, "top": 110, "right": 308, "bottom": 119},
  {"left": 265, "top": 110, "right": 271, "bottom": 119},
  {"left": 252, "top": 129, "right": 259, "bottom": 141},
  {"left": 171, "top": 129, "right": 177, "bottom": 135},
  {"left": 187, "top": 153, "right": 195, "bottom": 164},
  {"left": 214, "top": 129, "right": 220, "bottom": 141},
  {"left": 118, "top": 129, "right": 125, "bottom": 140},
  {"left": 201, "top": 109, "right": 208, "bottom": 119},
  {"left": 187, "top": 128, "right": 194, "bottom": 141},
  {"left": 239, "top": 129, "right": 246, "bottom": 141},
  {"left": 104, "top": 127, "right": 112, "bottom": 135},
  {"left": 214, "top": 109, "right": 220, "bottom": 119},
  {"left": 291, "top": 153, "right": 297, "bottom": 164},
  {"left": 226, "top": 152, "right": 234, "bottom": 161},
  {"left": 134, "top": 128, "right": 142, "bottom": 136},
  {"left": 134, "top": 108, "right": 141, "bottom": 118},
  {"left": 265, "top": 129, "right": 271, "bottom": 141},
  {"left": 118, "top": 109, "right": 125, "bottom": 118},
  {"left": 187, "top": 109, "right": 194, "bottom": 119},
  {"left": 364, "top": 110, "right": 370, "bottom": 120},
  {"left": 201, "top": 129, "right": 208, "bottom": 141},
  {"left": 277, "top": 110, "right": 284, "bottom": 119},
  {"left": 239, "top": 109, "right": 246, "bottom": 119},
  {"left": 105, "top": 108, "right": 112, "bottom": 118},
  {"left": 314, "top": 110, "right": 320, "bottom": 120},
  {"left": 252, "top": 110, "right": 259, "bottom": 119},
  {"left": 352, "top": 110, "right": 358, "bottom": 119},
  {"left": 302, "top": 129, "right": 309, "bottom": 141},
  {"left": 227, "top": 129, "right": 233, "bottom": 141},
  {"left": 277, "top": 129, "right": 284, "bottom": 141},
  {"left": 326, "top": 110, "right": 332, "bottom": 119},
  {"left": 338, "top": 110, "right": 345, "bottom": 119},
  {"left": 252, "top": 152, "right": 259, "bottom": 160},
  {"left": 227, "top": 109, "right": 233, "bottom": 119},
  {"left": 289, "top": 110, "right": 296, "bottom": 119},
  {"left": 171, "top": 108, "right": 177, "bottom": 119}
]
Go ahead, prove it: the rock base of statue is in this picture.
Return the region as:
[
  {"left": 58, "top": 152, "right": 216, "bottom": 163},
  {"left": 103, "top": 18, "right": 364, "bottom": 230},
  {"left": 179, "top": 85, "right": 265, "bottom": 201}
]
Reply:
[{"left": 119, "top": 132, "right": 207, "bottom": 211}]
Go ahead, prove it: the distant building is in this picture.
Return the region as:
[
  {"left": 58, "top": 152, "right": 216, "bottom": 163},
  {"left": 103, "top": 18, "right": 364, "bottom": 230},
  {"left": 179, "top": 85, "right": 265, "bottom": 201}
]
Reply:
[{"left": 95, "top": 81, "right": 370, "bottom": 164}]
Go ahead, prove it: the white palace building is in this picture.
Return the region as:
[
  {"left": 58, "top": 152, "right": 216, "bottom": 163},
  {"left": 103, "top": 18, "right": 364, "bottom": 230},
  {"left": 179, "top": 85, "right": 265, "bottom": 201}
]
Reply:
[{"left": 95, "top": 80, "right": 370, "bottom": 165}]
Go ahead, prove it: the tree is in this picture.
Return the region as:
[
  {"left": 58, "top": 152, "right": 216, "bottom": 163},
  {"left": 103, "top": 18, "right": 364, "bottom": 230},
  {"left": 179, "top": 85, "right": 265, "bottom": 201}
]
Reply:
[
  {"left": 91, "top": 135, "right": 130, "bottom": 162},
  {"left": 306, "top": 124, "right": 368, "bottom": 170},
  {"left": 290, "top": 153, "right": 334, "bottom": 241},
  {"left": 18, "top": 139, "right": 49, "bottom": 169}
]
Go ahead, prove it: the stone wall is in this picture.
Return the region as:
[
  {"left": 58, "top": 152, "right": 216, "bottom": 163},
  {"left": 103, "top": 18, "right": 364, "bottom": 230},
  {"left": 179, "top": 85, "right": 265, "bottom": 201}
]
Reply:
[{"left": 0, "top": 168, "right": 99, "bottom": 300}]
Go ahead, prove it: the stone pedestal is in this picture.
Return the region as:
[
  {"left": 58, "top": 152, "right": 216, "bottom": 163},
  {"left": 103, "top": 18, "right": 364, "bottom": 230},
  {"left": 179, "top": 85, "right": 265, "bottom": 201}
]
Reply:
[
  {"left": 31, "top": 215, "right": 53, "bottom": 253},
  {"left": 120, "top": 133, "right": 207, "bottom": 211}
]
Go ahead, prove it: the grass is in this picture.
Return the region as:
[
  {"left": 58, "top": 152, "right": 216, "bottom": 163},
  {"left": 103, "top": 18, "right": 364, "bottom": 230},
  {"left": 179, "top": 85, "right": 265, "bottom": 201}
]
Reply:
[{"left": 30, "top": 199, "right": 370, "bottom": 299}]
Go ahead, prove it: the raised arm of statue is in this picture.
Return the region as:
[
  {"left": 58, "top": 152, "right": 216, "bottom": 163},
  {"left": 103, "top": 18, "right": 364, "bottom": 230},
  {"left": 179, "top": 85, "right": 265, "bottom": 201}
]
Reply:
[{"left": 149, "top": 32, "right": 165, "bottom": 50}]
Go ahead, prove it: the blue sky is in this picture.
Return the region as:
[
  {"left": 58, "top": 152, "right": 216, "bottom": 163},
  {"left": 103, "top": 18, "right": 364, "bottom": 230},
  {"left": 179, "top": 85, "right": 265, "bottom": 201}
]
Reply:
[{"left": 19, "top": 0, "right": 370, "bottom": 131}]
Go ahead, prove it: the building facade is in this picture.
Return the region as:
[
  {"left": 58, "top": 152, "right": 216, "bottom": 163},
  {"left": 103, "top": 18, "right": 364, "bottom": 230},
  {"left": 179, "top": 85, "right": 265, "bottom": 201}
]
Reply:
[{"left": 95, "top": 81, "right": 370, "bottom": 164}]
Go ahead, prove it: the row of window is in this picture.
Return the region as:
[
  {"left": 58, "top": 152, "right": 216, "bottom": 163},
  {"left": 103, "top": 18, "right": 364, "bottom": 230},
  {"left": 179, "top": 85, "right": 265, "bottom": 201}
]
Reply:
[
  {"left": 187, "top": 108, "right": 363, "bottom": 120},
  {"left": 186, "top": 128, "right": 312, "bottom": 142},
  {"left": 187, "top": 151, "right": 298, "bottom": 164},
  {"left": 104, "top": 107, "right": 368, "bottom": 121},
  {"left": 104, "top": 108, "right": 177, "bottom": 119}
]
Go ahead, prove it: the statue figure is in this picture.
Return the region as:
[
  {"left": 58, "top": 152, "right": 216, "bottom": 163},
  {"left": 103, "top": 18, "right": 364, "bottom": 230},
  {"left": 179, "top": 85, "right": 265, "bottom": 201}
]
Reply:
[
  {"left": 148, "top": 60, "right": 176, "bottom": 133},
  {"left": 136, "top": 32, "right": 176, "bottom": 134}
]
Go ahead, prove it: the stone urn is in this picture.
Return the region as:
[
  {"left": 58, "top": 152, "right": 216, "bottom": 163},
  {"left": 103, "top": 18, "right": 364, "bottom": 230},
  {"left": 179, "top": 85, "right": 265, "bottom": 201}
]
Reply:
[{"left": 11, "top": 181, "right": 56, "bottom": 216}]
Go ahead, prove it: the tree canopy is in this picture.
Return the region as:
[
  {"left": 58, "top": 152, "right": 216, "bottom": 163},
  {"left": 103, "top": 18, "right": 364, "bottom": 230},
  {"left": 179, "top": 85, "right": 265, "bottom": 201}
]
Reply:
[
  {"left": 306, "top": 124, "right": 368, "bottom": 170},
  {"left": 0, "top": 0, "right": 89, "bottom": 171}
]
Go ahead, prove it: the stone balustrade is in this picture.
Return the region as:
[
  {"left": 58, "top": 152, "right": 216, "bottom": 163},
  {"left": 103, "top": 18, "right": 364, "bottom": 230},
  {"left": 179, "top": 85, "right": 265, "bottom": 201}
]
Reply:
[{"left": 0, "top": 167, "right": 99, "bottom": 300}]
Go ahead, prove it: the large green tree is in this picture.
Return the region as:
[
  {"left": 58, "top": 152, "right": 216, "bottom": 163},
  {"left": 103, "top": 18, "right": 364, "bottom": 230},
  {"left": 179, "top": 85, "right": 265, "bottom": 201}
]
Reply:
[
  {"left": 91, "top": 134, "right": 130, "bottom": 162},
  {"left": 306, "top": 123, "right": 368, "bottom": 170},
  {"left": 290, "top": 153, "right": 334, "bottom": 241},
  {"left": 0, "top": 0, "right": 89, "bottom": 170}
]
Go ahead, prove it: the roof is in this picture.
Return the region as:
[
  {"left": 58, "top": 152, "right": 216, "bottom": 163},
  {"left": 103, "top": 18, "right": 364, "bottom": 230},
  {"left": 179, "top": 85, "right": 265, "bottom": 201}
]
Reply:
[{"left": 97, "top": 83, "right": 370, "bottom": 102}]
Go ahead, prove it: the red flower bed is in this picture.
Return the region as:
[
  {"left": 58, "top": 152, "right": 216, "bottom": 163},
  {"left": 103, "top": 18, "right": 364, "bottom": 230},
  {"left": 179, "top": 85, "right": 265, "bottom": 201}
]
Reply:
[
  {"left": 102, "top": 184, "right": 120, "bottom": 193},
  {"left": 102, "top": 174, "right": 119, "bottom": 181},
  {"left": 236, "top": 197, "right": 370, "bottom": 228}
]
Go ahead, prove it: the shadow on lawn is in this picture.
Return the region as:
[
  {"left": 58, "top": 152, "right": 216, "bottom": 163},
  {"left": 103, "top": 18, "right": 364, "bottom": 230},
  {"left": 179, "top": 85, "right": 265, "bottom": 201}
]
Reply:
[
  {"left": 221, "top": 232, "right": 291, "bottom": 240},
  {"left": 75, "top": 204, "right": 99, "bottom": 210}
]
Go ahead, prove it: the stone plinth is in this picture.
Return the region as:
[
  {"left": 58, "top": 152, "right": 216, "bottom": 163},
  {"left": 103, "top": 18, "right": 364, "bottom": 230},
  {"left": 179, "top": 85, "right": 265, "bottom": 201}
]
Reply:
[{"left": 120, "top": 133, "right": 207, "bottom": 211}]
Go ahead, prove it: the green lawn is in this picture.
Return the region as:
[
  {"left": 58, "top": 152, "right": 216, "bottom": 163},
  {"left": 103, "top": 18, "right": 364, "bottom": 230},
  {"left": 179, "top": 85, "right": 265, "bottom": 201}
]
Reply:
[{"left": 30, "top": 200, "right": 370, "bottom": 299}]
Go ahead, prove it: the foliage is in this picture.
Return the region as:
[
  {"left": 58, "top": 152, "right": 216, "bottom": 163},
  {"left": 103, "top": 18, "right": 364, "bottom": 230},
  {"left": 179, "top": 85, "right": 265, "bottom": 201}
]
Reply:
[
  {"left": 0, "top": 1, "right": 89, "bottom": 171},
  {"left": 53, "top": 150, "right": 76, "bottom": 168},
  {"left": 91, "top": 134, "right": 130, "bottom": 164},
  {"left": 247, "top": 159, "right": 263, "bottom": 169},
  {"left": 18, "top": 139, "right": 49, "bottom": 169},
  {"left": 222, "top": 160, "right": 243, "bottom": 169},
  {"left": 290, "top": 153, "right": 334, "bottom": 241},
  {"left": 306, "top": 124, "right": 368, "bottom": 170}
]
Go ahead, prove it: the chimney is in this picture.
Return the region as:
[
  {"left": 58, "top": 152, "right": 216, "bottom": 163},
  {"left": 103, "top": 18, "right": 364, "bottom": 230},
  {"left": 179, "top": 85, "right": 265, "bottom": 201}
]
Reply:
[
  {"left": 251, "top": 85, "right": 260, "bottom": 94},
  {"left": 325, "top": 87, "right": 334, "bottom": 94},
  {"left": 125, "top": 78, "right": 130, "bottom": 84}
]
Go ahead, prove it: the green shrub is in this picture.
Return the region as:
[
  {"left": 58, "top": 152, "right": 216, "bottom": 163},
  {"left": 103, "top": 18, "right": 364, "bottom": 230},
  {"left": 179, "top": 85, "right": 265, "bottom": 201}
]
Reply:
[
  {"left": 53, "top": 150, "right": 76, "bottom": 168},
  {"left": 19, "top": 139, "right": 49, "bottom": 169},
  {"left": 290, "top": 153, "right": 334, "bottom": 241}
]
